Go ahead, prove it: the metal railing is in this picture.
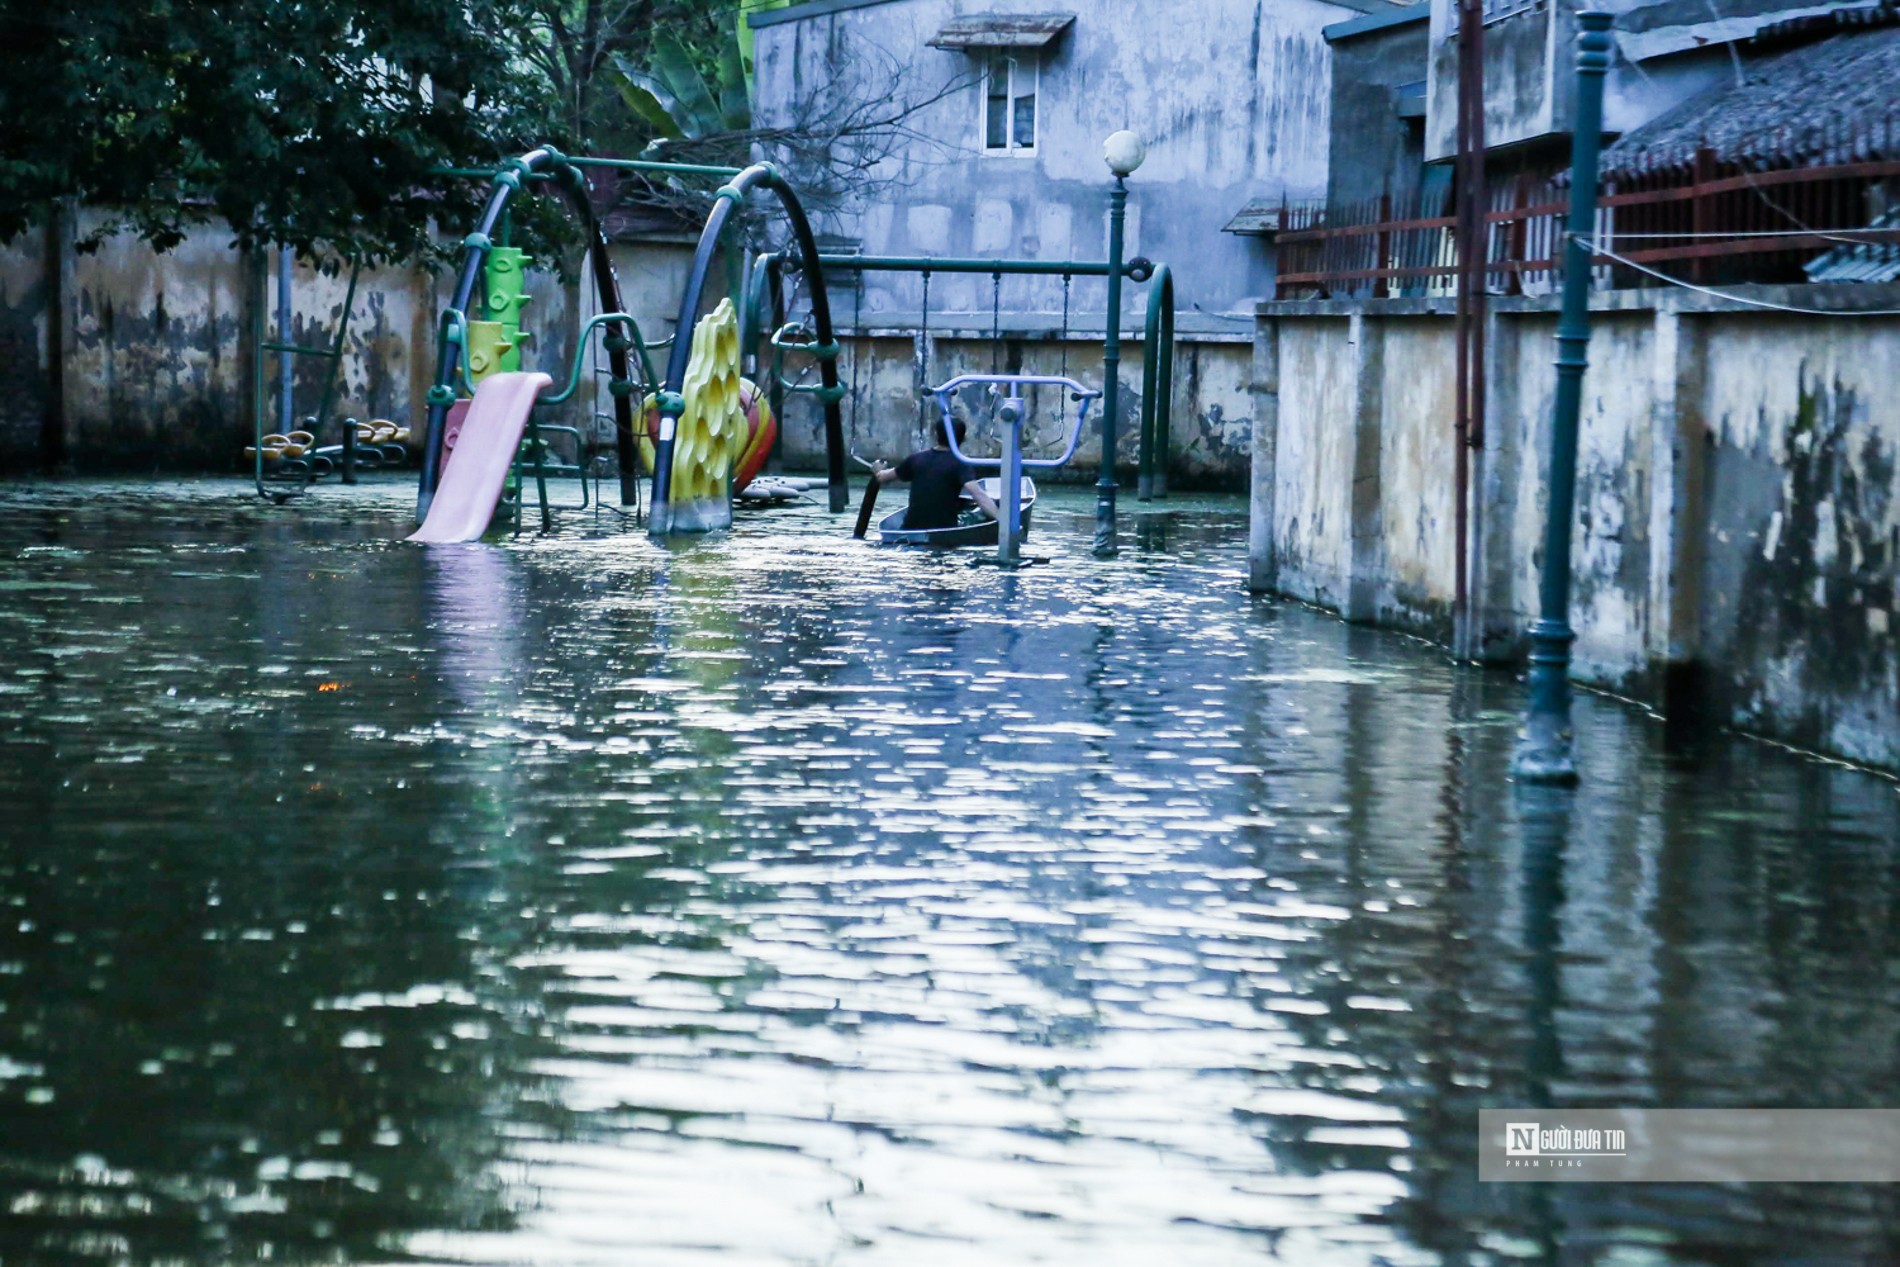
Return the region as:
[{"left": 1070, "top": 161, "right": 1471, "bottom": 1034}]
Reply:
[{"left": 1272, "top": 118, "right": 1900, "bottom": 299}]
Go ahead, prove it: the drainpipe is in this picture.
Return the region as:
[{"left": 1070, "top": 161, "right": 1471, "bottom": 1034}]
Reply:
[
  {"left": 1511, "top": 11, "right": 1614, "bottom": 786},
  {"left": 1453, "top": 0, "right": 1488, "bottom": 653}
]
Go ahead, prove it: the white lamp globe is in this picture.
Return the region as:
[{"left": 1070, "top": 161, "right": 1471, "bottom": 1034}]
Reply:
[{"left": 1104, "top": 131, "right": 1146, "bottom": 177}]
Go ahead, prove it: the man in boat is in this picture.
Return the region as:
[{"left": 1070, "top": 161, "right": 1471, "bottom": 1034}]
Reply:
[{"left": 872, "top": 416, "right": 1001, "bottom": 531}]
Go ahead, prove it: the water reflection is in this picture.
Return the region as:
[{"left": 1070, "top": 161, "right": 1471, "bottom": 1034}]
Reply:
[{"left": 0, "top": 480, "right": 1895, "bottom": 1264}]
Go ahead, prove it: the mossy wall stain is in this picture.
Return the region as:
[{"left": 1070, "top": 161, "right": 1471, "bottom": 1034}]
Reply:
[{"left": 1714, "top": 370, "right": 1897, "bottom": 755}]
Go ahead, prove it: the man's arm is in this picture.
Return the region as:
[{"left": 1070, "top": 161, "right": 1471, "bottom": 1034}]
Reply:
[
  {"left": 873, "top": 459, "right": 902, "bottom": 486},
  {"left": 963, "top": 480, "right": 1000, "bottom": 519}
]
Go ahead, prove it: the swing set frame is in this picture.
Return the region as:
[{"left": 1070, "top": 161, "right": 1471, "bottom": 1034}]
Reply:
[{"left": 750, "top": 250, "right": 1177, "bottom": 500}]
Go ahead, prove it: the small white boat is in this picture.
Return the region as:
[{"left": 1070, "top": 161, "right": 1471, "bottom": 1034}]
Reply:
[{"left": 877, "top": 476, "right": 1036, "bottom": 548}]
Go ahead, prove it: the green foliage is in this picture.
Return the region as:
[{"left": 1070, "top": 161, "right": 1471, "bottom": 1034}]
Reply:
[
  {"left": 0, "top": 1, "right": 552, "bottom": 264},
  {"left": 611, "top": 30, "right": 750, "bottom": 146},
  {"left": 514, "top": 0, "right": 745, "bottom": 158},
  {"left": 735, "top": 0, "right": 790, "bottom": 92},
  {"left": 0, "top": 1, "right": 775, "bottom": 263}
]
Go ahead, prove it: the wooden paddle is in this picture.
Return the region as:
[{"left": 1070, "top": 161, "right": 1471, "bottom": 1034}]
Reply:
[{"left": 852, "top": 473, "right": 881, "bottom": 539}]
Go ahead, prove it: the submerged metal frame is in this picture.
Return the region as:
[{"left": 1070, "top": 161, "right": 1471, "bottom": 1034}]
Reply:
[
  {"left": 416, "top": 146, "right": 726, "bottom": 523},
  {"left": 791, "top": 249, "right": 1176, "bottom": 516},
  {"left": 927, "top": 371, "right": 1102, "bottom": 565},
  {"left": 648, "top": 163, "right": 848, "bottom": 535}
]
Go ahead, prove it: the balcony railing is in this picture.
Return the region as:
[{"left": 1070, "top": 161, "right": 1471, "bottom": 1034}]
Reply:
[{"left": 1271, "top": 124, "right": 1900, "bottom": 299}]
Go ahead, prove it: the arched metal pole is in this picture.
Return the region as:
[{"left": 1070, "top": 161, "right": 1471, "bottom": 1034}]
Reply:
[
  {"left": 1137, "top": 264, "right": 1175, "bottom": 501},
  {"left": 416, "top": 146, "right": 641, "bottom": 523},
  {"left": 649, "top": 164, "right": 845, "bottom": 535}
]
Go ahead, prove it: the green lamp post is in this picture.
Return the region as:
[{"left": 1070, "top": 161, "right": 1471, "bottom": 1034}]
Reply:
[
  {"left": 1096, "top": 130, "right": 1145, "bottom": 557},
  {"left": 1512, "top": 11, "right": 1614, "bottom": 785}
]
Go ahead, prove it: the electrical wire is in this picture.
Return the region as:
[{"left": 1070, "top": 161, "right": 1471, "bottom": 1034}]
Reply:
[
  {"left": 1606, "top": 228, "right": 1900, "bottom": 240},
  {"left": 1576, "top": 233, "right": 1900, "bottom": 315}
]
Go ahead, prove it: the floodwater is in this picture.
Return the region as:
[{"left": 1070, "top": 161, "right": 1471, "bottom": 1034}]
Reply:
[{"left": 0, "top": 477, "right": 1896, "bottom": 1266}]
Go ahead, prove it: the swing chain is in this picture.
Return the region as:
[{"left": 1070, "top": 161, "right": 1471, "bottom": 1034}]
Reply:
[
  {"left": 990, "top": 271, "right": 1002, "bottom": 375},
  {"left": 1055, "top": 272, "right": 1072, "bottom": 429},
  {"left": 848, "top": 275, "right": 863, "bottom": 438},
  {"left": 1058, "top": 274, "right": 1071, "bottom": 377},
  {"left": 917, "top": 269, "right": 931, "bottom": 394}
]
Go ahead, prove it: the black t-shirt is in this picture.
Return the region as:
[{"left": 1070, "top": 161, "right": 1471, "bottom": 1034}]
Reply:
[{"left": 895, "top": 448, "right": 976, "bottom": 530}]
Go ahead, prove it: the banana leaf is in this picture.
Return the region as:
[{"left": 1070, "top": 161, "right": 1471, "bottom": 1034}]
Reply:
[
  {"left": 715, "top": 35, "right": 750, "bottom": 131},
  {"left": 649, "top": 32, "right": 724, "bottom": 139}
]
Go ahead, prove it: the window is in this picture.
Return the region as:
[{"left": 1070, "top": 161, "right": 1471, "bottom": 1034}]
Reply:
[{"left": 984, "top": 52, "right": 1037, "bottom": 153}]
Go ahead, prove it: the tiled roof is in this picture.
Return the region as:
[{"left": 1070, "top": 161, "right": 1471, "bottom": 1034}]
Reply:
[{"left": 1602, "top": 13, "right": 1900, "bottom": 175}]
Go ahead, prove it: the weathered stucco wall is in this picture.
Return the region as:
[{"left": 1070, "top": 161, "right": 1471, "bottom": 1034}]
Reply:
[
  {"left": 0, "top": 223, "right": 52, "bottom": 472},
  {"left": 0, "top": 217, "right": 708, "bottom": 474},
  {"left": 772, "top": 325, "right": 1253, "bottom": 489},
  {"left": 1252, "top": 284, "right": 1900, "bottom": 771},
  {"left": 752, "top": 0, "right": 1348, "bottom": 321},
  {"left": 1272, "top": 319, "right": 1357, "bottom": 604},
  {"left": 64, "top": 215, "right": 254, "bottom": 469},
  {"left": 1325, "top": 10, "right": 1431, "bottom": 209},
  {"left": 1694, "top": 318, "right": 1900, "bottom": 768}
]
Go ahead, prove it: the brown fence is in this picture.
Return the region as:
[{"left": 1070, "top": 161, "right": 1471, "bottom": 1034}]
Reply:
[{"left": 1273, "top": 132, "right": 1900, "bottom": 299}]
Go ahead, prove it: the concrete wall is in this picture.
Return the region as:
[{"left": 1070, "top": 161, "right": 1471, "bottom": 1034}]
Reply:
[
  {"left": 0, "top": 221, "right": 54, "bottom": 471},
  {"left": 0, "top": 215, "right": 713, "bottom": 474},
  {"left": 1422, "top": 0, "right": 1788, "bottom": 163},
  {"left": 751, "top": 0, "right": 1351, "bottom": 321},
  {"left": 1325, "top": 11, "right": 1432, "bottom": 209},
  {"left": 1250, "top": 283, "right": 1900, "bottom": 770},
  {"left": 770, "top": 322, "right": 1255, "bottom": 489}
]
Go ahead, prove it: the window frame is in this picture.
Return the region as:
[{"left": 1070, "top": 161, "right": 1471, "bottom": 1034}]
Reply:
[{"left": 981, "top": 50, "right": 1040, "bottom": 157}]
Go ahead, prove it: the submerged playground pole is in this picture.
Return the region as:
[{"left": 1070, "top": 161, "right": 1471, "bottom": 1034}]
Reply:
[
  {"left": 1097, "top": 132, "right": 1146, "bottom": 557},
  {"left": 650, "top": 163, "right": 847, "bottom": 536},
  {"left": 1512, "top": 11, "right": 1613, "bottom": 785},
  {"left": 417, "top": 146, "right": 709, "bottom": 523}
]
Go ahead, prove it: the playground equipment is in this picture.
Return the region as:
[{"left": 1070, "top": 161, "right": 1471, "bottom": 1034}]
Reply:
[
  {"left": 749, "top": 249, "right": 1176, "bottom": 531},
  {"left": 410, "top": 139, "right": 1171, "bottom": 545},
  {"left": 416, "top": 149, "right": 831, "bottom": 540},
  {"left": 409, "top": 373, "right": 552, "bottom": 543},
  {"left": 648, "top": 297, "right": 747, "bottom": 532},
  {"left": 416, "top": 146, "right": 713, "bottom": 528},
  {"left": 248, "top": 253, "right": 374, "bottom": 500},
  {"left": 930, "top": 372, "right": 1099, "bottom": 564},
  {"left": 742, "top": 135, "right": 1172, "bottom": 558},
  {"left": 646, "top": 163, "right": 848, "bottom": 535}
]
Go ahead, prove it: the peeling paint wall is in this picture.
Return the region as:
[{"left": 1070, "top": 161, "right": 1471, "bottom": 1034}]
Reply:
[
  {"left": 1272, "top": 319, "right": 1357, "bottom": 605},
  {"left": 64, "top": 216, "right": 254, "bottom": 469},
  {"left": 1253, "top": 285, "right": 1900, "bottom": 770},
  {"left": 1696, "top": 320, "right": 1900, "bottom": 767},
  {"left": 1422, "top": 0, "right": 1793, "bottom": 163},
  {"left": 0, "top": 217, "right": 706, "bottom": 473},
  {"left": 0, "top": 219, "right": 53, "bottom": 471},
  {"left": 752, "top": 0, "right": 1347, "bottom": 320},
  {"left": 1376, "top": 318, "right": 1461, "bottom": 629}
]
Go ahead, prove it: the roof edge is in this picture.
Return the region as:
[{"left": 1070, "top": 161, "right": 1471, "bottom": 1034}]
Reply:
[
  {"left": 748, "top": 0, "right": 914, "bottom": 30},
  {"left": 1324, "top": 3, "right": 1429, "bottom": 43}
]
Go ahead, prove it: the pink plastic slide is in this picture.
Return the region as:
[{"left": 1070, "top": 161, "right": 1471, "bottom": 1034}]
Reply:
[{"left": 408, "top": 372, "right": 553, "bottom": 543}]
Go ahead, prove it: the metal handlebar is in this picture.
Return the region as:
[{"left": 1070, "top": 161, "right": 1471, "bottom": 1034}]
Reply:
[
  {"left": 926, "top": 373, "right": 1100, "bottom": 470},
  {"left": 927, "top": 373, "right": 1102, "bottom": 401}
]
